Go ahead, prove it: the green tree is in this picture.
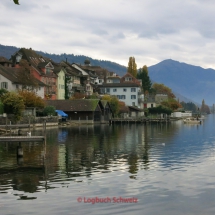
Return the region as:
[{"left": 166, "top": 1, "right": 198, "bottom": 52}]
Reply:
[
  {"left": 1, "top": 92, "right": 25, "bottom": 121},
  {"left": 127, "top": 57, "right": 137, "bottom": 77},
  {"left": 102, "top": 95, "right": 119, "bottom": 117},
  {"left": 148, "top": 105, "right": 172, "bottom": 115},
  {"left": 137, "top": 65, "right": 152, "bottom": 96},
  {"left": 0, "top": 89, "right": 8, "bottom": 99},
  {"left": 200, "top": 99, "right": 211, "bottom": 114},
  {"left": 0, "top": 101, "right": 4, "bottom": 114},
  {"left": 180, "top": 101, "right": 198, "bottom": 112},
  {"left": 13, "top": 0, "right": 19, "bottom": 4},
  {"left": 43, "top": 106, "right": 56, "bottom": 116}
]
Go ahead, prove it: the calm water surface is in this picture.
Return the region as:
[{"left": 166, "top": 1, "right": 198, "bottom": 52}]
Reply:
[{"left": 1, "top": 115, "right": 215, "bottom": 215}]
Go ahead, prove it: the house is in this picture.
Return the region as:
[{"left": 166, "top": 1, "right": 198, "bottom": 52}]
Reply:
[
  {"left": 144, "top": 93, "right": 168, "bottom": 108},
  {"left": 100, "top": 83, "right": 142, "bottom": 107},
  {"left": 128, "top": 106, "right": 144, "bottom": 118},
  {"left": 60, "top": 61, "right": 85, "bottom": 97},
  {"left": 0, "top": 65, "right": 45, "bottom": 98},
  {"left": 10, "top": 48, "right": 58, "bottom": 100},
  {"left": 45, "top": 99, "right": 112, "bottom": 124},
  {"left": 120, "top": 73, "right": 142, "bottom": 86},
  {"left": 0, "top": 57, "right": 12, "bottom": 67},
  {"left": 52, "top": 63, "right": 66, "bottom": 99},
  {"left": 106, "top": 76, "right": 121, "bottom": 83},
  {"left": 100, "top": 100, "right": 113, "bottom": 122}
]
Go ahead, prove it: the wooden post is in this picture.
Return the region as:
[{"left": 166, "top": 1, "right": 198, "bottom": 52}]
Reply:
[{"left": 17, "top": 142, "right": 23, "bottom": 157}]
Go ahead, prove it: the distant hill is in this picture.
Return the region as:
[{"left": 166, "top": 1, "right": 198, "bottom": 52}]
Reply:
[
  {"left": 148, "top": 59, "right": 215, "bottom": 106},
  {"left": 0, "top": 44, "right": 127, "bottom": 76}
]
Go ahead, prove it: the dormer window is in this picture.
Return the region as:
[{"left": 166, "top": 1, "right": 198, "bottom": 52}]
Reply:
[
  {"left": 125, "top": 77, "right": 132, "bottom": 81},
  {"left": 16, "top": 54, "right": 22, "bottom": 63},
  {"left": 46, "top": 68, "right": 51, "bottom": 74}
]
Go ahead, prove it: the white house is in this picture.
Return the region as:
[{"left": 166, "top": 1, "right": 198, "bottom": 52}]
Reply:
[
  {"left": 100, "top": 83, "right": 142, "bottom": 107},
  {"left": 0, "top": 65, "right": 45, "bottom": 98}
]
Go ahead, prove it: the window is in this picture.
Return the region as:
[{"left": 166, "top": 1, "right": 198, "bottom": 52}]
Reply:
[
  {"left": 125, "top": 77, "right": 132, "bottom": 81},
  {"left": 121, "top": 95, "right": 126, "bottom": 99},
  {"left": 106, "top": 88, "right": 110, "bottom": 93},
  {"left": 1, "top": 82, "right": 8, "bottom": 89},
  {"left": 113, "top": 88, "right": 117, "bottom": 92},
  {"left": 151, "top": 104, "right": 154, "bottom": 108},
  {"left": 123, "top": 88, "right": 127, "bottom": 92},
  {"left": 16, "top": 84, "right": 19, "bottom": 89},
  {"left": 46, "top": 68, "right": 51, "bottom": 74},
  {"left": 131, "top": 88, "right": 136, "bottom": 92},
  {"left": 117, "top": 95, "right": 121, "bottom": 99},
  {"left": 131, "top": 95, "right": 136, "bottom": 99},
  {"left": 132, "top": 102, "right": 135, "bottom": 106},
  {"left": 99, "top": 79, "right": 102, "bottom": 83}
]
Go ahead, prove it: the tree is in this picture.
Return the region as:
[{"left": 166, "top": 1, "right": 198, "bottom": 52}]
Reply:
[
  {"left": 201, "top": 99, "right": 211, "bottom": 114},
  {"left": 43, "top": 106, "right": 56, "bottom": 116},
  {"left": 127, "top": 57, "right": 137, "bottom": 77},
  {"left": 18, "top": 90, "right": 45, "bottom": 108},
  {"left": 102, "top": 95, "right": 119, "bottom": 117},
  {"left": 161, "top": 98, "right": 182, "bottom": 111},
  {"left": 180, "top": 101, "right": 198, "bottom": 112},
  {"left": 1, "top": 92, "right": 25, "bottom": 121},
  {"left": 13, "top": 0, "right": 19, "bottom": 4},
  {"left": 148, "top": 105, "right": 172, "bottom": 115},
  {"left": 152, "top": 83, "right": 175, "bottom": 98},
  {"left": 0, "top": 89, "right": 8, "bottom": 99},
  {"left": 137, "top": 65, "right": 152, "bottom": 96},
  {"left": 0, "top": 101, "right": 4, "bottom": 114}
]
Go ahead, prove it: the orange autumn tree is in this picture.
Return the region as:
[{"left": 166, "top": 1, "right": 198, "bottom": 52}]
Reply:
[{"left": 18, "top": 90, "right": 45, "bottom": 108}]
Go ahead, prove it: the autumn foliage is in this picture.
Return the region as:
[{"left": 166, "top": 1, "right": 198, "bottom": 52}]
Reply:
[{"left": 18, "top": 90, "right": 45, "bottom": 108}]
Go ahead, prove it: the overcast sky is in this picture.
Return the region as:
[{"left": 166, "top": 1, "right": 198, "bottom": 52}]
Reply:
[{"left": 1, "top": 0, "right": 215, "bottom": 69}]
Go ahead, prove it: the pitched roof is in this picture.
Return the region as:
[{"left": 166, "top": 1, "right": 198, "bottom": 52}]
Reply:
[
  {"left": 0, "top": 56, "right": 11, "bottom": 63},
  {"left": 128, "top": 106, "right": 143, "bottom": 112},
  {"left": 11, "top": 48, "right": 57, "bottom": 78},
  {"left": 120, "top": 73, "right": 141, "bottom": 85},
  {"left": 107, "top": 76, "right": 121, "bottom": 79},
  {"left": 0, "top": 65, "right": 45, "bottom": 86},
  {"left": 45, "top": 99, "right": 102, "bottom": 112},
  {"left": 100, "top": 83, "right": 140, "bottom": 87}
]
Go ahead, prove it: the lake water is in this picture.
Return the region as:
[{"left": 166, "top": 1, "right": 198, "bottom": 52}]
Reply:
[{"left": 1, "top": 115, "right": 215, "bottom": 215}]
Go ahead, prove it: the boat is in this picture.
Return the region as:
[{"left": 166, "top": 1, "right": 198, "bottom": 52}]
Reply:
[{"left": 183, "top": 118, "right": 201, "bottom": 124}]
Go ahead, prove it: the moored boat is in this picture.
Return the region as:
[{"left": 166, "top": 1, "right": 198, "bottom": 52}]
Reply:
[{"left": 183, "top": 118, "right": 201, "bottom": 124}]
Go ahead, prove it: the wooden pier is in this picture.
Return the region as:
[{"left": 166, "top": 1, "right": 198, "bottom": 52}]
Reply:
[
  {"left": 0, "top": 136, "right": 45, "bottom": 142},
  {"left": 110, "top": 118, "right": 170, "bottom": 124}
]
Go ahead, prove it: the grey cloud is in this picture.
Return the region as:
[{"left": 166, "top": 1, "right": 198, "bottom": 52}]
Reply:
[{"left": 91, "top": 29, "right": 109, "bottom": 36}]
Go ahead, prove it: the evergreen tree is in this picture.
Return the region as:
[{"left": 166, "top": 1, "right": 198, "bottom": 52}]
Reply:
[
  {"left": 137, "top": 65, "right": 152, "bottom": 95},
  {"left": 127, "top": 57, "right": 137, "bottom": 77}
]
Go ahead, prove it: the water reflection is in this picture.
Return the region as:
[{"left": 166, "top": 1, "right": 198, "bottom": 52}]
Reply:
[{"left": 0, "top": 121, "right": 185, "bottom": 197}]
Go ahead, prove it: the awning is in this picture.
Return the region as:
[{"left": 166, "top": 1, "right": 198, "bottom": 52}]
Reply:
[{"left": 55, "top": 110, "right": 68, "bottom": 117}]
